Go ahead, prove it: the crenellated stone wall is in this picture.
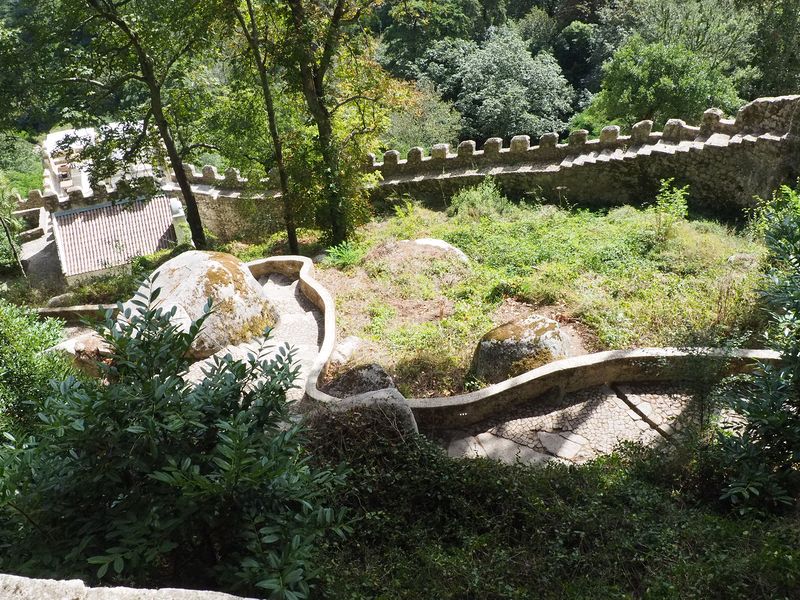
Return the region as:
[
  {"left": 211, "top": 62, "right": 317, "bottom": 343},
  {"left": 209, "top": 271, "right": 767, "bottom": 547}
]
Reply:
[
  {"left": 368, "top": 95, "right": 800, "bottom": 211},
  {"left": 20, "top": 96, "right": 800, "bottom": 241},
  {"left": 22, "top": 163, "right": 285, "bottom": 243}
]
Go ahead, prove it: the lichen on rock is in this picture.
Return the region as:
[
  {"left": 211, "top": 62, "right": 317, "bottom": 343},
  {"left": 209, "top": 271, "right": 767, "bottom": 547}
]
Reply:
[
  {"left": 470, "top": 314, "right": 569, "bottom": 384},
  {"left": 123, "top": 250, "right": 275, "bottom": 359}
]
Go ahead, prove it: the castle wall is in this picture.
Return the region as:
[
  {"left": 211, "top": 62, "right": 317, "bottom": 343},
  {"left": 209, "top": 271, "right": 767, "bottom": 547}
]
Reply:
[
  {"left": 21, "top": 96, "right": 800, "bottom": 243},
  {"left": 368, "top": 95, "right": 800, "bottom": 211}
]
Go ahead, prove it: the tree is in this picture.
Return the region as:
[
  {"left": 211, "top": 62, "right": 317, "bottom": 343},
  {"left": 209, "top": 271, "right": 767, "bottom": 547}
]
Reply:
[
  {"left": 587, "top": 36, "right": 741, "bottom": 129},
  {"left": 553, "top": 20, "right": 600, "bottom": 89},
  {"left": 515, "top": 6, "right": 559, "bottom": 55},
  {"left": 382, "top": 81, "right": 463, "bottom": 155},
  {"left": 379, "top": 0, "right": 490, "bottom": 77},
  {"left": 413, "top": 37, "right": 478, "bottom": 101},
  {"left": 745, "top": 0, "right": 800, "bottom": 96},
  {"left": 283, "top": 0, "right": 396, "bottom": 244},
  {"left": 15, "top": 0, "right": 224, "bottom": 248},
  {"left": 0, "top": 175, "right": 24, "bottom": 277},
  {"left": 223, "top": 0, "right": 300, "bottom": 253},
  {"left": 595, "top": 0, "right": 758, "bottom": 94},
  {"left": 454, "top": 27, "right": 574, "bottom": 140}
]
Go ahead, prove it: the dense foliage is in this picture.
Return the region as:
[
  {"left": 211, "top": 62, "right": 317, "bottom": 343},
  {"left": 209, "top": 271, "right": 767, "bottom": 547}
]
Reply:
[
  {"left": 309, "top": 411, "right": 800, "bottom": 599},
  {"left": 0, "top": 300, "right": 69, "bottom": 433},
  {"left": 0, "top": 287, "right": 346, "bottom": 599},
  {"left": 719, "top": 185, "right": 800, "bottom": 512},
  {"left": 585, "top": 37, "right": 741, "bottom": 129},
  {"left": 1, "top": 0, "right": 798, "bottom": 246}
]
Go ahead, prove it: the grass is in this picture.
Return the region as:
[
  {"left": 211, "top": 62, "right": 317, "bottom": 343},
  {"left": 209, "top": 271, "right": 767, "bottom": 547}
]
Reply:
[{"left": 318, "top": 182, "right": 766, "bottom": 397}]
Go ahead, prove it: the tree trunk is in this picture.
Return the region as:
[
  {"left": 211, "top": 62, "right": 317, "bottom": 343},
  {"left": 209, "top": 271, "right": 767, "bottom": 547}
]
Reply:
[
  {"left": 237, "top": 0, "right": 299, "bottom": 253},
  {"left": 256, "top": 70, "right": 298, "bottom": 254},
  {"left": 149, "top": 86, "right": 207, "bottom": 249},
  {"left": 286, "top": 0, "right": 347, "bottom": 245},
  {"left": 0, "top": 216, "right": 25, "bottom": 278}
]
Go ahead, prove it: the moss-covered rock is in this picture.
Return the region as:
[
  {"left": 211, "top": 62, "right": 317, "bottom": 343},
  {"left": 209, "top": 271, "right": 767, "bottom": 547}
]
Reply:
[
  {"left": 470, "top": 314, "right": 568, "bottom": 384},
  {"left": 125, "top": 250, "right": 275, "bottom": 358}
]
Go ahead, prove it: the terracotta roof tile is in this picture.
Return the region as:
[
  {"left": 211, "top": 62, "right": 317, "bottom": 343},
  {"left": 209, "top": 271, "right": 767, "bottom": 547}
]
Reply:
[{"left": 53, "top": 196, "right": 176, "bottom": 277}]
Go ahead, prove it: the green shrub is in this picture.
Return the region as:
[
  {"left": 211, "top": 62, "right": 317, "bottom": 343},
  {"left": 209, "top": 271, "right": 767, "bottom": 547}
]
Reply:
[
  {"left": 719, "top": 184, "right": 800, "bottom": 512},
  {"left": 0, "top": 285, "right": 347, "bottom": 598},
  {"left": 324, "top": 241, "right": 366, "bottom": 270},
  {"left": 447, "top": 180, "right": 517, "bottom": 221},
  {"left": 650, "top": 178, "right": 690, "bottom": 246},
  {"left": 0, "top": 300, "right": 70, "bottom": 433},
  {"left": 0, "top": 173, "right": 23, "bottom": 275},
  {"left": 310, "top": 415, "right": 800, "bottom": 599}
]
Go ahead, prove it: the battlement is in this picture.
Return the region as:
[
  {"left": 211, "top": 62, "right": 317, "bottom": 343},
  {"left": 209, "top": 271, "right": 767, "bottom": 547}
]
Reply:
[
  {"left": 17, "top": 95, "right": 800, "bottom": 241},
  {"left": 368, "top": 95, "right": 800, "bottom": 178}
]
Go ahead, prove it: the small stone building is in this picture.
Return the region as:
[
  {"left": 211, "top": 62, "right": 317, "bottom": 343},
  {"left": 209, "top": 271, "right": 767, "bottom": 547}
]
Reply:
[{"left": 52, "top": 196, "right": 184, "bottom": 285}]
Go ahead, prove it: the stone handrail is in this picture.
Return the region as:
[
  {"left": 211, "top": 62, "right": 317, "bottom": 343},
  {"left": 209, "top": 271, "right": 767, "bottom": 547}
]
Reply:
[
  {"left": 405, "top": 347, "right": 781, "bottom": 430},
  {"left": 246, "top": 259, "right": 781, "bottom": 433},
  {"left": 245, "top": 257, "right": 420, "bottom": 433}
]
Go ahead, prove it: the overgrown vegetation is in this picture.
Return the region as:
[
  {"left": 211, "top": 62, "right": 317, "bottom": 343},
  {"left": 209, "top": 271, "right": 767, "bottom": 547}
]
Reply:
[
  {"left": 0, "top": 300, "right": 71, "bottom": 434},
  {"left": 308, "top": 411, "right": 800, "bottom": 599},
  {"left": 320, "top": 181, "right": 764, "bottom": 396},
  {"left": 0, "top": 284, "right": 346, "bottom": 599},
  {"left": 718, "top": 184, "right": 800, "bottom": 512}
]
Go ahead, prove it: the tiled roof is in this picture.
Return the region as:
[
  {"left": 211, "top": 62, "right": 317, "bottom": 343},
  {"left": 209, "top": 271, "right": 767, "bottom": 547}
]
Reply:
[{"left": 53, "top": 196, "right": 176, "bottom": 277}]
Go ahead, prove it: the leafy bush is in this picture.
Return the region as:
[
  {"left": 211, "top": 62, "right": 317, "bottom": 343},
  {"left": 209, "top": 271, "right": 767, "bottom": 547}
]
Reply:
[
  {"left": 0, "top": 172, "right": 22, "bottom": 275},
  {"left": 454, "top": 28, "right": 575, "bottom": 140},
  {"left": 0, "top": 285, "right": 346, "bottom": 598},
  {"left": 0, "top": 135, "right": 43, "bottom": 197},
  {"left": 324, "top": 240, "right": 366, "bottom": 270},
  {"left": 447, "top": 180, "right": 517, "bottom": 221},
  {"left": 382, "top": 81, "right": 462, "bottom": 156},
  {"left": 719, "top": 184, "right": 800, "bottom": 512},
  {"left": 650, "top": 178, "right": 689, "bottom": 246},
  {"left": 310, "top": 415, "right": 800, "bottom": 598},
  {"left": 0, "top": 300, "right": 70, "bottom": 434},
  {"left": 582, "top": 36, "right": 741, "bottom": 129}
]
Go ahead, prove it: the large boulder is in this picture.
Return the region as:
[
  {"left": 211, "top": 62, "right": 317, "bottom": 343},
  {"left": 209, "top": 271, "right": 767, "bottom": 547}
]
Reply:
[
  {"left": 124, "top": 251, "right": 275, "bottom": 358},
  {"left": 470, "top": 314, "right": 568, "bottom": 384}
]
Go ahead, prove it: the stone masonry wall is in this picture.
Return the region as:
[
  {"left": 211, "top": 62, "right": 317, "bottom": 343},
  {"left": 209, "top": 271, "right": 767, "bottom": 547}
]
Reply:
[
  {"left": 368, "top": 95, "right": 800, "bottom": 211},
  {"left": 24, "top": 163, "right": 285, "bottom": 243},
  {"left": 21, "top": 96, "right": 800, "bottom": 241}
]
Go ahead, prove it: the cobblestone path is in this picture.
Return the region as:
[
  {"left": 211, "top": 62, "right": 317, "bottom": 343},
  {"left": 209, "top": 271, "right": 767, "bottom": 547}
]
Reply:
[{"left": 441, "top": 383, "right": 700, "bottom": 465}]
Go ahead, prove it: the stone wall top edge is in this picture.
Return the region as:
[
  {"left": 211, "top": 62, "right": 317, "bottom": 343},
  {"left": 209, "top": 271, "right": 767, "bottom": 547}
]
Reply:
[{"left": 371, "top": 95, "right": 800, "bottom": 169}]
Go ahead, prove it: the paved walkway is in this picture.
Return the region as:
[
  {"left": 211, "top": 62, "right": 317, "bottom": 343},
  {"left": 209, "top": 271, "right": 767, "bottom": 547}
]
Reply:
[
  {"left": 187, "top": 273, "right": 323, "bottom": 400},
  {"left": 19, "top": 210, "right": 63, "bottom": 288},
  {"left": 442, "top": 382, "right": 699, "bottom": 465}
]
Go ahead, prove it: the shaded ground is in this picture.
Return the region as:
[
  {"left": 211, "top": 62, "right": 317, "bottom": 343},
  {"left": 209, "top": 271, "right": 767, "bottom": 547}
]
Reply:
[{"left": 438, "top": 382, "right": 701, "bottom": 465}]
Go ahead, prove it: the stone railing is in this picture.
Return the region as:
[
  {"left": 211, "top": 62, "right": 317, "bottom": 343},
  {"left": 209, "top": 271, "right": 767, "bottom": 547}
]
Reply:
[
  {"left": 368, "top": 95, "right": 800, "bottom": 211},
  {"left": 0, "top": 573, "right": 252, "bottom": 599},
  {"left": 244, "top": 259, "right": 781, "bottom": 434}
]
